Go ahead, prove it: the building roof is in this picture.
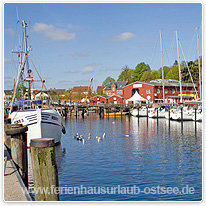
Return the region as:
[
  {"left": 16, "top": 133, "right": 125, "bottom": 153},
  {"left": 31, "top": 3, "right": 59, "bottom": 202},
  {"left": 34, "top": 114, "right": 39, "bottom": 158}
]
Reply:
[
  {"left": 149, "top": 79, "right": 197, "bottom": 87},
  {"left": 123, "top": 79, "right": 198, "bottom": 88},
  {"left": 90, "top": 95, "right": 109, "bottom": 100},
  {"left": 90, "top": 94, "right": 124, "bottom": 100},
  {"left": 104, "top": 81, "right": 128, "bottom": 90},
  {"left": 72, "top": 86, "right": 89, "bottom": 92},
  {"left": 107, "top": 94, "right": 124, "bottom": 99}
]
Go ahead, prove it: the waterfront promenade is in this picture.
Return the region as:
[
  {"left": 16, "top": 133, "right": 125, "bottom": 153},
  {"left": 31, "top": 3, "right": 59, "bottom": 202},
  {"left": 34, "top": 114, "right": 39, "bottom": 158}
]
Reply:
[{"left": 4, "top": 146, "right": 31, "bottom": 201}]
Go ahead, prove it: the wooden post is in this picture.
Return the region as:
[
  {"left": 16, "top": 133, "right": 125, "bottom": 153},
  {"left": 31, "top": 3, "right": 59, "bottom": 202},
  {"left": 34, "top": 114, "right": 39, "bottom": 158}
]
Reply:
[
  {"left": 30, "top": 138, "right": 59, "bottom": 201},
  {"left": 5, "top": 124, "right": 28, "bottom": 188},
  {"left": 147, "top": 106, "right": 148, "bottom": 119},
  {"left": 169, "top": 107, "right": 170, "bottom": 121},
  {"left": 121, "top": 108, "right": 123, "bottom": 119},
  {"left": 181, "top": 107, "right": 183, "bottom": 122},
  {"left": 64, "top": 106, "right": 67, "bottom": 118},
  {"left": 81, "top": 109, "right": 84, "bottom": 118}
]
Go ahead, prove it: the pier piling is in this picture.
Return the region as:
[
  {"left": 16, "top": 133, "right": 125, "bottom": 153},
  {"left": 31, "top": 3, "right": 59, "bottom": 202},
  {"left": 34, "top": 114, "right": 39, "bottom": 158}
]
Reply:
[
  {"left": 5, "top": 124, "right": 28, "bottom": 188},
  {"left": 4, "top": 122, "right": 12, "bottom": 150},
  {"left": 30, "top": 138, "right": 59, "bottom": 201}
]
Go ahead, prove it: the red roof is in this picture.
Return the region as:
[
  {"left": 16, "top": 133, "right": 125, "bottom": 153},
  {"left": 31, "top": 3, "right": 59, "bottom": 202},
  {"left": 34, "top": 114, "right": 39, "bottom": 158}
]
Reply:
[{"left": 72, "top": 86, "right": 89, "bottom": 92}]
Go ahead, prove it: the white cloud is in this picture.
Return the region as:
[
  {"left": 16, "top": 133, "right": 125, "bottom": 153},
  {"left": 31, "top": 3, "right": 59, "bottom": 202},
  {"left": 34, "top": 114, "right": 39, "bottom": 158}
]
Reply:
[
  {"left": 5, "top": 28, "right": 16, "bottom": 37},
  {"left": 113, "top": 32, "right": 136, "bottom": 42},
  {"left": 82, "top": 67, "right": 94, "bottom": 74},
  {"left": 4, "top": 58, "right": 14, "bottom": 64},
  {"left": 68, "top": 24, "right": 80, "bottom": 30},
  {"left": 32, "top": 23, "right": 76, "bottom": 41}
]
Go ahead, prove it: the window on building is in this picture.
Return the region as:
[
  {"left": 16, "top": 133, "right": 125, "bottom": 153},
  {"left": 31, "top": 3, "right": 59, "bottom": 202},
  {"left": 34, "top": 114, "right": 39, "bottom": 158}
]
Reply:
[
  {"left": 165, "top": 89, "right": 168, "bottom": 94},
  {"left": 157, "top": 89, "right": 160, "bottom": 94},
  {"left": 117, "top": 90, "right": 119, "bottom": 94},
  {"left": 172, "top": 89, "right": 175, "bottom": 94},
  {"left": 146, "top": 89, "right": 151, "bottom": 94},
  {"left": 120, "top": 90, "right": 122, "bottom": 95},
  {"left": 112, "top": 87, "right": 115, "bottom": 92}
]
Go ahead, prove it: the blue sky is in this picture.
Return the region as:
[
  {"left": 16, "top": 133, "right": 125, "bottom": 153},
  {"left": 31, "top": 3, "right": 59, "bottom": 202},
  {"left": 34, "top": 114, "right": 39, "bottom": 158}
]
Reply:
[{"left": 4, "top": 3, "right": 202, "bottom": 91}]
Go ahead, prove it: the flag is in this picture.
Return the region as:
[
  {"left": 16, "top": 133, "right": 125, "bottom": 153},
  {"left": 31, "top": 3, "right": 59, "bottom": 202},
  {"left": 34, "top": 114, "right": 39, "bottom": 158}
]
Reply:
[{"left": 30, "top": 78, "right": 34, "bottom": 86}]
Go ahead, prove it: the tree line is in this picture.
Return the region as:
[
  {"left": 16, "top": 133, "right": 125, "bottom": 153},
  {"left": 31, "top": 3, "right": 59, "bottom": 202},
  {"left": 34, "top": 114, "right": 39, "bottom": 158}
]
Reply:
[{"left": 102, "top": 57, "right": 202, "bottom": 86}]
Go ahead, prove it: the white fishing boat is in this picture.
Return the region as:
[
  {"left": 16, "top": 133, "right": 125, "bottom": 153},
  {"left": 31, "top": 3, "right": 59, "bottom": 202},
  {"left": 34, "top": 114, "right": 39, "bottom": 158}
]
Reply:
[{"left": 8, "top": 20, "right": 65, "bottom": 147}]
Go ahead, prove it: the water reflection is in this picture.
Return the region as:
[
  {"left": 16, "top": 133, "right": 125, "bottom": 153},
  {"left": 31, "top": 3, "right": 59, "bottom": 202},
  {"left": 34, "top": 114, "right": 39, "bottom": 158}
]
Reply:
[{"left": 33, "top": 114, "right": 202, "bottom": 201}]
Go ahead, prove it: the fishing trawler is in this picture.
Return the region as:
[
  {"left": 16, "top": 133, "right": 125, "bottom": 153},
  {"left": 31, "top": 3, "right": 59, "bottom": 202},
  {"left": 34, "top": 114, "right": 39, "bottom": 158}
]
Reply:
[{"left": 8, "top": 20, "right": 65, "bottom": 147}]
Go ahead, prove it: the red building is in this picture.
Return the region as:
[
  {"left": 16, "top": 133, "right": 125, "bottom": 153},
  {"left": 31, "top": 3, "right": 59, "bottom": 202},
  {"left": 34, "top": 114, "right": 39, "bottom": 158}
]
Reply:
[
  {"left": 107, "top": 95, "right": 124, "bottom": 104},
  {"left": 72, "top": 86, "right": 89, "bottom": 94},
  {"left": 124, "top": 79, "right": 198, "bottom": 104},
  {"left": 89, "top": 95, "right": 108, "bottom": 106},
  {"left": 103, "top": 81, "right": 128, "bottom": 96},
  {"left": 89, "top": 94, "right": 124, "bottom": 106}
]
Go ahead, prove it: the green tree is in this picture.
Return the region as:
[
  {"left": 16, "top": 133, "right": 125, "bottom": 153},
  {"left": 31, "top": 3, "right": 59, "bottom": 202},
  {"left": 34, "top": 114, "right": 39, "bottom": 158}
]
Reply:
[
  {"left": 157, "top": 66, "right": 170, "bottom": 79},
  {"left": 165, "top": 65, "right": 179, "bottom": 81},
  {"left": 117, "top": 65, "right": 134, "bottom": 83},
  {"left": 173, "top": 60, "right": 178, "bottom": 66},
  {"left": 133, "top": 62, "right": 151, "bottom": 81},
  {"left": 181, "top": 60, "right": 200, "bottom": 83},
  {"left": 102, "top": 76, "right": 115, "bottom": 86},
  {"left": 139, "top": 70, "right": 159, "bottom": 82}
]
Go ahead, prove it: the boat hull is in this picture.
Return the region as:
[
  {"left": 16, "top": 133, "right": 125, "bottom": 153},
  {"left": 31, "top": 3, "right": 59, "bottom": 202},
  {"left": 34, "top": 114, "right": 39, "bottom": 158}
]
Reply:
[
  {"left": 9, "top": 108, "right": 62, "bottom": 147},
  {"left": 130, "top": 109, "right": 148, "bottom": 117}
]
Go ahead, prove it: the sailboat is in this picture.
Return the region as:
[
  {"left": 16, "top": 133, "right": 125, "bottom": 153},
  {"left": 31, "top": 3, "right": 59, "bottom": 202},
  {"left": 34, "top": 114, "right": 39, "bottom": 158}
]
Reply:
[{"left": 8, "top": 20, "right": 65, "bottom": 147}]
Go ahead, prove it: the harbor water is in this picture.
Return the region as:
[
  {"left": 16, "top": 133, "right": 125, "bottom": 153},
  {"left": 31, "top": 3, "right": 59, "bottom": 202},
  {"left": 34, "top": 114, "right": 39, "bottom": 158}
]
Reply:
[{"left": 42, "top": 114, "right": 202, "bottom": 201}]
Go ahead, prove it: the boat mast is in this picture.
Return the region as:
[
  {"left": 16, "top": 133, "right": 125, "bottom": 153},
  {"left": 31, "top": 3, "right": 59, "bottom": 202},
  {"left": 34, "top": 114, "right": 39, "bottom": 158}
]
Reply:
[
  {"left": 176, "top": 30, "right": 183, "bottom": 103},
  {"left": 9, "top": 20, "right": 31, "bottom": 114},
  {"left": 22, "top": 20, "right": 31, "bottom": 100},
  {"left": 196, "top": 27, "right": 201, "bottom": 100},
  {"left": 160, "top": 30, "right": 165, "bottom": 102}
]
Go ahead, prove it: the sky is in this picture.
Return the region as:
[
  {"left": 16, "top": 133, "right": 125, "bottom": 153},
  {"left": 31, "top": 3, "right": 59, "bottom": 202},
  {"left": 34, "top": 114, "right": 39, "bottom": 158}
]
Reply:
[{"left": 3, "top": 2, "right": 202, "bottom": 91}]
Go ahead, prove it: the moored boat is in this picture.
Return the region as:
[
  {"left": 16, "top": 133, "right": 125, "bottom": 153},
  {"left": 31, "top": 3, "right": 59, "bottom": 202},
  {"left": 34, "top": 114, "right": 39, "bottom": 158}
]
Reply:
[{"left": 8, "top": 20, "right": 65, "bottom": 147}]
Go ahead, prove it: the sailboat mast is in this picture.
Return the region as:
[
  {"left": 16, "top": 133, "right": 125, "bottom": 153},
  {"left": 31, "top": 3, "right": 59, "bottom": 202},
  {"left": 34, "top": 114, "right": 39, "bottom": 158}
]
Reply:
[
  {"left": 196, "top": 27, "right": 201, "bottom": 100},
  {"left": 22, "top": 20, "right": 31, "bottom": 100},
  {"left": 176, "top": 30, "right": 183, "bottom": 103},
  {"left": 160, "top": 30, "right": 165, "bottom": 102}
]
